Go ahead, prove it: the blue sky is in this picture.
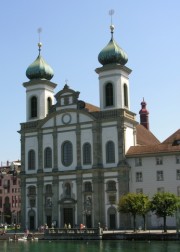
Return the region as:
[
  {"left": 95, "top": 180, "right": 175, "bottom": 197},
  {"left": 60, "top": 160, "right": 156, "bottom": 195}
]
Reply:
[{"left": 0, "top": 0, "right": 179, "bottom": 163}]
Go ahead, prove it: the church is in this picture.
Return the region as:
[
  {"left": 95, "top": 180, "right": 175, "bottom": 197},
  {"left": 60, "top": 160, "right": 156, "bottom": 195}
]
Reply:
[{"left": 19, "top": 23, "right": 180, "bottom": 230}]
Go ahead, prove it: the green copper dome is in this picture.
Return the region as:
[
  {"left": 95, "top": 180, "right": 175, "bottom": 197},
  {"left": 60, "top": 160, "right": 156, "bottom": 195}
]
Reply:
[
  {"left": 98, "top": 25, "right": 128, "bottom": 66},
  {"left": 26, "top": 43, "right": 54, "bottom": 80}
]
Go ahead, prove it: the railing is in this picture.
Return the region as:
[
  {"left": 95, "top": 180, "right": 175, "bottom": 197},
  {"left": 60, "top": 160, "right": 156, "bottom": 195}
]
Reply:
[{"left": 44, "top": 227, "right": 103, "bottom": 240}]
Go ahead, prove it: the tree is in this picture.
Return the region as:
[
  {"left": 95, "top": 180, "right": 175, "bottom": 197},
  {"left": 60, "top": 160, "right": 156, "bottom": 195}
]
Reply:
[
  {"left": 117, "top": 193, "right": 150, "bottom": 231},
  {"left": 136, "top": 193, "right": 151, "bottom": 231},
  {"left": 151, "top": 192, "right": 180, "bottom": 232}
]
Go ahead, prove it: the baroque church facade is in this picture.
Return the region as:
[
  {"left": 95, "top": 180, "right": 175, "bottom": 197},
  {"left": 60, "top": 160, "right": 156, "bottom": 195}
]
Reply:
[{"left": 19, "top": 24, "right": 180, "bottom": 230}]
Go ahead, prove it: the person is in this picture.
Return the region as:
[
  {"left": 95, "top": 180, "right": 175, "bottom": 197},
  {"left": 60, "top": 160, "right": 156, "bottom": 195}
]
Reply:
[
  {"left": 68, "top": 223, "right": 71, "bottom": 229},
  {"left": 64, "top": 223, "right": 67, "bottom": 229},
  {"left": 80, "top": 223, "right": 85, "bottom": 229}
]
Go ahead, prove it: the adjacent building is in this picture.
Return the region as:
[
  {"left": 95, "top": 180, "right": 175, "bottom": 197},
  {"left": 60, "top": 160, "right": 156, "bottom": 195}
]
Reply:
[
  {"left": 0, "top": 161, "right": 21, "bottom": 225},
  {"left": 19, "top": 23, "right": 180, "bottom": 231}
]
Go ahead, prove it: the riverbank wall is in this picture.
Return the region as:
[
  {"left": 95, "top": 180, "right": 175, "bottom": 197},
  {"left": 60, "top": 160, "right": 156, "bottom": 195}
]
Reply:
[
  {"left": 0, "top": 230, "right": 180, "bottom": 241},
  {"left": 102, "top": 231, "right": 180, "bottom": 241}
]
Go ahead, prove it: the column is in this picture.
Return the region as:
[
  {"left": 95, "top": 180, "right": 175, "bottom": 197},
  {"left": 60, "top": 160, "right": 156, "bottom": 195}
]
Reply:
[
  {"left": 20, "top": 178, "right": 26, "bottom": 229},
  {"left": 52, "top": 129, "right": 58, "bottom": 172},
  {"left": 52, "top": 176, "right": 59, "bottom": 226},
  {"left": 76, "top": 174, "right": 83, "bottom": 225},
  {"left": 92, "top": 122, "right": 102, "bottom": 168},
  {"left": 37, "top": 131, "right": 43, "bottom": 173},
  {"left": 76, "top": 112, "right": 82, "bottom": 170},
  {"left": 37, "top": 177, "right": 44, "bottom": 227},
  {"left": 92, "top": 171, "right": 105, "bottom": 227}
]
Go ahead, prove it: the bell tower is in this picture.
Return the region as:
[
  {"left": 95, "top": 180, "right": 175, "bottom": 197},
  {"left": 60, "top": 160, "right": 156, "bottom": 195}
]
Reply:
[
  {"left": 95, "top": 20, "right": 132, "bottom": 111},
  {"left": 23, "top": 42, "right": 57, "bottom": 122}
]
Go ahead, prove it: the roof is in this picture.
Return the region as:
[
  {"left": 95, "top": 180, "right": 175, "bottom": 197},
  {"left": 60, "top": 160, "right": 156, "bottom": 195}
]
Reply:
[
  {"left": 162, "top": 129, "right": 180, "bottom": 144},
  {"left": 126, "top": 144, "right": 180, "bottom": 157},
  {"left": 126, "top": 127, "right": 180, "bottom": 157},
  {"left": 85, "top": 103, "right": 100, "bottom": 112},
  {"left": 136, "top": 124, "right": 160, "bottom": 145}
]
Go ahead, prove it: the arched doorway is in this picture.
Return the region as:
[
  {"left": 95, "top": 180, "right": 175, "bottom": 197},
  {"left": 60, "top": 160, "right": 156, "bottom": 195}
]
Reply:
[
  {"left": 28, "top": 209, "right": 35, "bottom": 230},
  {"left": 59, "top": 199, "right": 76, "bottom": 228},
  {"left": 108, "top": 207, "right": 117, "bottom": 230}
]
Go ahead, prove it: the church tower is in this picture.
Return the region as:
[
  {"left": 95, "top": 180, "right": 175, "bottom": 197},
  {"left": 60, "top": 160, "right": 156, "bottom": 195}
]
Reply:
[
  {"left": 139, "top": 98, "right": 149, "bottom": 130},
  {"left": 95, "top": 24, "right": 132, "bottom": 111},
  {"left": 23, "top": 42, "right": 57, "bottom": 122}
]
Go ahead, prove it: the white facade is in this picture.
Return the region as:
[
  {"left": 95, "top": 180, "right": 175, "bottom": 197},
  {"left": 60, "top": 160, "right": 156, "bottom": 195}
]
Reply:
[{"left": 19, "top": 25, "right": 180, "bottom": 232}]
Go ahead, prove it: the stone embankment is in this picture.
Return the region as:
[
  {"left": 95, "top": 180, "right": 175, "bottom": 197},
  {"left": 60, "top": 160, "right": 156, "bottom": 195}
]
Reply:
[{"left": 0, "top": 230, "right": 179, "bottom": 241}]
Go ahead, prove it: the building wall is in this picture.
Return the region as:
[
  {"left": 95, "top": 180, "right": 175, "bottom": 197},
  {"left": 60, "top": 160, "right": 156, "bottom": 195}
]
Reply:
[
  {"left": 0, "top": 162, "right": 21, "bottom": 225},
  {"left": 128, "top": 154, "right": 180, "bottom": 228}
]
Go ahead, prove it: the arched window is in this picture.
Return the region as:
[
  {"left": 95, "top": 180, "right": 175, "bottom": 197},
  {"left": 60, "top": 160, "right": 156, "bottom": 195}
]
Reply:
[
  {"left": 62, "top": 141, "right": 73, "bottom": 166},
  {"left": 28, "top": 150, "right": 35, "bottom": 170},
  {"left": 83, "top": 143, "right": 91, "bottom": 165},
  {"left": 47, "top": 97, "right": 52, "bottom": 114},
  {"left": 30, "top": 96, "right": 37, "bottom": 118},
  {"left": 123, "top": 84, "right": 128, "bottom": 107},
  {"left": 105, "top": 83, "right": 113, "bottom": 107},
  {"left": 64, "top": 182, "right": 71, "bottom": 197},
  {"left": 106, "top": 141, "right": 115, "bottom": 163},
  {"left": 44, "top": 147, "right": 52, "bottom": 168},
  {"left": 107, "top": 181, "right": 116, "bottom": 191}
]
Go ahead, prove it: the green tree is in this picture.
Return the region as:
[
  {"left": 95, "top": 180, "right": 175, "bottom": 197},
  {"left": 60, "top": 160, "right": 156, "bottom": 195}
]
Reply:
[
  {"left": 117, "top": 193, "right": 150, "bottom": 231},
  {"left": 151, "top": 192, "right": 180, "bottom": 232}
]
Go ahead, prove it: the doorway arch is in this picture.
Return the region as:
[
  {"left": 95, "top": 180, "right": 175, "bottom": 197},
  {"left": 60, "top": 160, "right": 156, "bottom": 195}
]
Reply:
[
  {"left": 107, "top": 206, "right": 117, "bottom": 230},
  {"left": 28, "top": 209, "right": 36, "bottom": 230}
]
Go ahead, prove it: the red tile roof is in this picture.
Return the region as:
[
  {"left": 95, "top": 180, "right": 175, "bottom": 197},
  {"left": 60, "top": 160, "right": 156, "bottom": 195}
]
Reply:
[
  {"left": 162, "top": 129, "right": 180, "bottom": 144},
  {"left": 127, "top": 127, "right": 180, "bottom": 157},
  {"left": 85, "top": 103, "right": 100, "bottom": 112},
  {"left": 136, "top": 124, "right": 160, "bottom": 145}
]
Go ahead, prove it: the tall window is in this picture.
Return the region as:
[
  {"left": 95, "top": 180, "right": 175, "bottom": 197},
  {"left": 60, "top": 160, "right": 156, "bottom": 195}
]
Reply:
[
  {"left": 44, "top": 147, "right": 52, "bottom": 168},
  {"left": 83, "top": 143, "right": 91, "bottom": 164},
  {"left": 135, "top": 158, "right": 142, "bottom": 166},
  {"left": 156, "top": 157, "right": 163, "bottom": 165},
  {"left": 136, "top": 188, "right": 143, "bottom": 194},
  {"left": 177, "top": 170, "right": 180, "bottom": 180},
  {"left": 107, "top": 181, "right": 116, "bottom": 191},
  {"left": 62, "top": 141, "right": 73, "bottom": 166},
  {"left": 177, "top": 186, "right": 180, "bottom": 197},
  {"left": 64, "top": 182, "right": 71, "bottom": 197},
  {"left": 105, "top": 83, "right": 113, "bottom": 107},
  {"left": 157, "top": 170, "right": 164, "bottom": 181},
  {"left": 28, "top": 186, "right": 36, "bottom": 195},
  {"left": 176, "top": 156, "right": 180, "bottom": 164},
  {"left": 28, "top": 150, "right": 35, "bottom": 170},
  {"left": 84, "top": 182, "right": 92, "bottom": 192},
  {"left": 123, "top": 83, "right": 128, "bottom": 107},
  {"left": 45, "top": 184, "right": 52, "bottom": 194},
  {"left": 136, "top": 172, "right": 143, "bottom": 182},
  {"left": 47, "top": 97, "right": 52, "bottom": 114},
  {"left": 157, "top": 187, "right": 164, "bottom": 193},
  {"left": 30, "top": 96, "right": 37, "bottom": 118},
  {"left": 106, "top": 141, "right": 115, "bottom": 163}
]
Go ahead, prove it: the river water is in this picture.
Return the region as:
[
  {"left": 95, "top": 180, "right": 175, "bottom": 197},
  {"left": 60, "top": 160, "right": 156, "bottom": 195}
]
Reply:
[{"left": 0, "top": 240, "right": 180, "bottom": 252}]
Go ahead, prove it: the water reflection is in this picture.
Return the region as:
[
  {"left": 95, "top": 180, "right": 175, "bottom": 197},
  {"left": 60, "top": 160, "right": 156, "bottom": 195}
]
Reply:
[{"left": 0, "top": 240, "right": 180, "bottom": 252}]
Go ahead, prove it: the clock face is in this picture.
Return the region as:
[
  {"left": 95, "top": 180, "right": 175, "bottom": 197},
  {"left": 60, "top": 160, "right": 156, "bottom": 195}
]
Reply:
[{"left": 62, "top": 113, "right": 71, "bottom": 124}]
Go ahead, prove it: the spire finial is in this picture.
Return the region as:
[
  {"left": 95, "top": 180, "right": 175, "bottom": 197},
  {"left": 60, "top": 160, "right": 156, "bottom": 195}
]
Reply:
[
  {"left": 37, "top": 27, "right": 42, "bottom": 55},
  {"left": 109, "top": 9, "right": 115, "bottom": 39}
]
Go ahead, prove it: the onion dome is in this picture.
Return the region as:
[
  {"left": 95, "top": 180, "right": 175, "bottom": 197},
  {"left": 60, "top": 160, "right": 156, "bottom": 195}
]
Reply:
[
  {"left": 98, "top": 25, "right": 128, "bottom": 66},
  {"left": 139, "top": 98, "right": 149, "bottom": 115},
  {"left": 139, "top": 98, "right": 149, "bottom": 130},
  {"left": 26, "top": 42, "right": 54, "bottom": 80}
]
